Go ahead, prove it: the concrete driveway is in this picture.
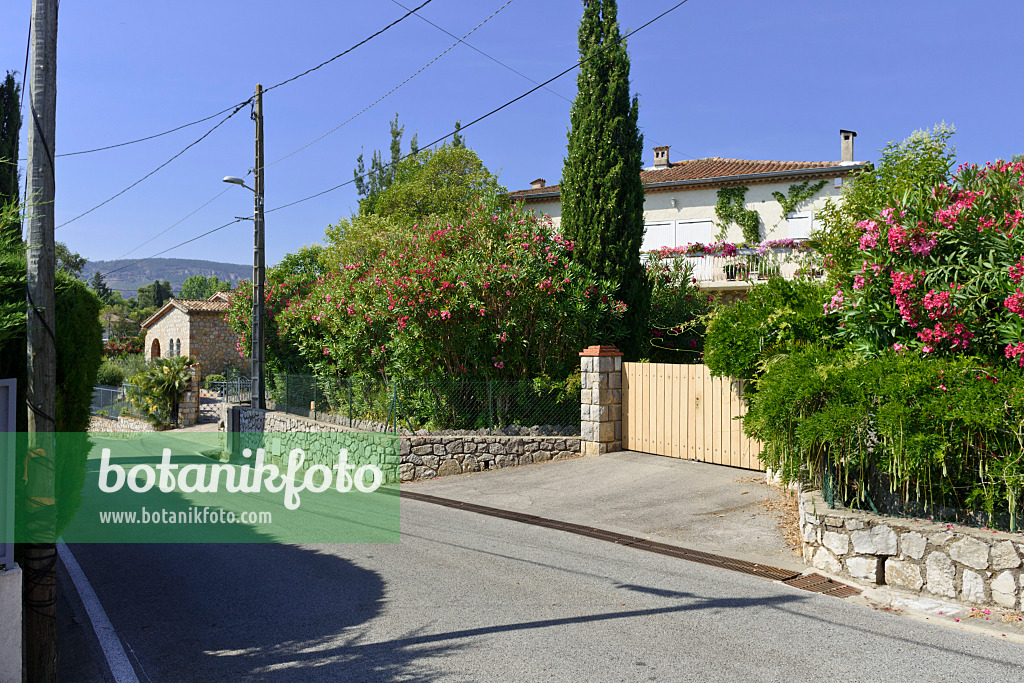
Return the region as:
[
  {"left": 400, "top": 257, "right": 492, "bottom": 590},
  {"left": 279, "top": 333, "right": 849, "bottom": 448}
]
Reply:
[{"left": 403, "top": 450, "right": 803, "bottom": 572}]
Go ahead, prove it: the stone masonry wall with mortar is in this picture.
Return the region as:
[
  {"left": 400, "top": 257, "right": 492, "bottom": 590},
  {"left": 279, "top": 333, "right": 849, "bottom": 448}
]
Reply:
[
  {"left": 800, "top": 490, "right": 1024, "bottom": 609},
  {"left": 580, "top": 345, "right": 623, "bottom": 457},
  {"left": 234, "top": 408, "right": 581, "bottom": 482},
  {"left": 145, "top": 308, "right": 189, "bottom": 362},
  {"left": 88, "top": 415, "right": 156, "bottom": 433},
  {"left": 189, "top": 311, "right": 248, "bottom": 379}
]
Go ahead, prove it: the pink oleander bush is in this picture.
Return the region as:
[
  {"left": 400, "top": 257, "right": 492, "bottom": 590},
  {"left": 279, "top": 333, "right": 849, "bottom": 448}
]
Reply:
[
  {"left": 264, "top": 198, "right": 622, "bottom": 385},
  {"left": 832, "top": 158, "right": 1024, "bottom": 364}
]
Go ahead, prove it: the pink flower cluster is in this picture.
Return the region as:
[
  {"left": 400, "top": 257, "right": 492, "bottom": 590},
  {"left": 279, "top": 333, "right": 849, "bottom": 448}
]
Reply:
[{"left": 1004, "top": 289, "right": 1024, "bottom": 318}]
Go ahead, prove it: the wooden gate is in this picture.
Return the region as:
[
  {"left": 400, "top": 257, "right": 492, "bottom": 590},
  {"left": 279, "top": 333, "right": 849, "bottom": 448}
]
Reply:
[{"left": 622, "top": 363, "right": 763, "bottom": 470}]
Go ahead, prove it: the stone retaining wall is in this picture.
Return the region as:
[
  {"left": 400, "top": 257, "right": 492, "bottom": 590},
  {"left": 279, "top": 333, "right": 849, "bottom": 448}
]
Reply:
[
  {"left": 800, "top": 490, "right": 1024, "bottom": 609},
  {"left": 88, "top": 415, "right": 156, "bottom": 433},
  {"left": 234, "top": 408, "right": 580, "bottom": 482}
]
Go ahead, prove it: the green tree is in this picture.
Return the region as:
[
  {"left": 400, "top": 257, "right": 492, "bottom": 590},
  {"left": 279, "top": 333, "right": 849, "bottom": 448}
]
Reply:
[
  {"left": 353, "top": 113, "right": 409, "bottom": 215},
  {"left": 56, "top": 242, "right": 86, "bottom": 278},
  {"left": 137, "top": 280, "right": 173, "bottom": 309},
  {"left": 90, "top": 271, "right": 113, "bottom": 304},
  {"left": 560, "top": 0, "right": 650, "bottom": 359},
  {"left": 0, "top": 71, "right": 20, "bottom": 243},
  {"left": 179, "top": 274, "right": 229, "bottom": 300},
  {"left": 327, "top": 144, "right": 505, "bottom": 265}
]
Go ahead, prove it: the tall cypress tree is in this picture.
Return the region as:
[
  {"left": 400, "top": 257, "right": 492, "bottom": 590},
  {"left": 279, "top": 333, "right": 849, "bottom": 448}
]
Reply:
[
  {"left": 0, "top": 71, "right": 21, "bottom": 242},
  {"left": 560, "top": 0, "right": 650, "bottom": 358}
]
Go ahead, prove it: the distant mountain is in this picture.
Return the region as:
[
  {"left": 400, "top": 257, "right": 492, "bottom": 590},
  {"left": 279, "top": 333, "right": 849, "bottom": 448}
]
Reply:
[{"left": 83, "top": 258, "right": 251, "bottom": 298}]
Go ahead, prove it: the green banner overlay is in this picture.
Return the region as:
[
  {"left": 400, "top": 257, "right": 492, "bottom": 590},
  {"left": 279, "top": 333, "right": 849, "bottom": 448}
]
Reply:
[{"left": 4, "top": 432, "right": 400, "bottom": 543}]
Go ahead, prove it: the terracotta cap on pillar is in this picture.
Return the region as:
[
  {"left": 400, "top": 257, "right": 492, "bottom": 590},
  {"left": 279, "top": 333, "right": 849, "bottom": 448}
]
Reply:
[{"left": 579, "top": 344, "right": 624, "bottom": 357}]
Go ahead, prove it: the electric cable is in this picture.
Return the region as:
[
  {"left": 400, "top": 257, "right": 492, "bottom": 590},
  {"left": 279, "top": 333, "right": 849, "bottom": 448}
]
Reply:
[
  {"left": 260, "top": 0, "right": 515, "bottom": 173},
  {"left": 55, "top": 101, "right": 251, "bottom": 229},
  {"left": 266, "top": 0, "right": 695, "bottom": 214}
]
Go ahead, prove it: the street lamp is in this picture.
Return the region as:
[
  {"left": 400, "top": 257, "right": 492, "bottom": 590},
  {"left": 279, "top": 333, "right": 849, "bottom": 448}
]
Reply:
[{"left": 223, "top": 173, "right": 266, "bottom": 409}]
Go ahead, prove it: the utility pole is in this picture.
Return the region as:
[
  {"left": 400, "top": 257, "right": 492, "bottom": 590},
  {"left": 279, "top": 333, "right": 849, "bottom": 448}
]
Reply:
[
  {"left": 252, "top": 84, "right": 266, "bottom": 409},
  {"left": 24, "top": 0, "right": 59, "bottom": 680}
]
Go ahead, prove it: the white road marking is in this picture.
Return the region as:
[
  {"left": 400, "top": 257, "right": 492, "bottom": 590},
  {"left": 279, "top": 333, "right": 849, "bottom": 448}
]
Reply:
[{"left": 58, "top": 541, "right": 140, "bottom": 683}]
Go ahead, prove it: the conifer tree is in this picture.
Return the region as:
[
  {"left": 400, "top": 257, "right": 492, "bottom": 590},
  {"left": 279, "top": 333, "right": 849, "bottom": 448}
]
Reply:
[
  {"left": 0, "top": 71, "right": 21, "bottom": 242},
  {"left": 560, "top": 0, "right": 649, "bottom": 358}
]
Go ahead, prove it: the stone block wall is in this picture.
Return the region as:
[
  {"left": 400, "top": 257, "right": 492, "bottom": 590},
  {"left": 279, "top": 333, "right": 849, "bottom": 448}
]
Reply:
[
  {"left": 145, "top": 307, "right": 189, "bottom": 361},
  {"left": 88, "top": 415, "right": 156, "bottom": 433},
  {"left": 176, "top": 365, "right": 200, "bottom": 427},
  {"left": 233, "top": 408, "right": 580, "bottom": 482},
  {"left": 800, "top": 490, "right": 1024, "bottom": 609},
  {"left": 189, "top": 311, "right": 248, "bottom": 379},
  {"left": 580, "top": 345, "right": 623, "bottom": 457}
]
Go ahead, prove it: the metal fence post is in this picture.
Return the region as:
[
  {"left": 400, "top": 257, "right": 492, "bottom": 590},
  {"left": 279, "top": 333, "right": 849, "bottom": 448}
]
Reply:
[
  {"left": 487, "top": 380, "right": 494, "bottom": 432},
  {"left": 313, "top": 378, "right": 318, "bottom": 422},
  {"left": 348, "top": 378, "right": 353, "bottom": 428},
  {"left": 285, "top": 373, "right": 290, "bottom": 415}
]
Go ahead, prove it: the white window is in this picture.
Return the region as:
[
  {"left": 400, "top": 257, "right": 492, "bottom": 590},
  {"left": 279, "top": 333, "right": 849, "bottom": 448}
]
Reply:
[
  {"left": 675, "top": 218, "right": 715, "bottom": 246},
  {"left": 786, "top": 212, "right": 813, "bottom": 240},
  {"left": 642, "top": 222, "right": 675, "bottom": 252}
]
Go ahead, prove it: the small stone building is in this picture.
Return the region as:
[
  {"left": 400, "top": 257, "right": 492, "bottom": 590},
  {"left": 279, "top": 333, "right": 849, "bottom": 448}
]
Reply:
[{"left": 141, "top": 292, "right": 247, "bottom": 379}]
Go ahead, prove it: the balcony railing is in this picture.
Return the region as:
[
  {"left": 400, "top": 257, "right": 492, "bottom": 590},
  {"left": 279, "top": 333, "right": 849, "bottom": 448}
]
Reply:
[{"left": 669, "top": 247, "right": 822, "bottom": 285}]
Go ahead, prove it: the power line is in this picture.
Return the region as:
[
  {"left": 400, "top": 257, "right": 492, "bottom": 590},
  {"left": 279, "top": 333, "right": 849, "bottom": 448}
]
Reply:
[
  {"left": 111, "top": 188, "right": 230, "bottom": 260},
  {"left": 101, "top": 0, "right": 695, "bottom": 271},
  {"left": 260, "top": 0, "right": 516, "bottom": 173},
  {"left": 56, "top": 102, "right": 252, "bottom": 158},
  {"left": 389, "top": 0, "right": 572, "bottom": 103},
  {"left": 37, "top": 1, "right": 433, "bottom": 160},
  {"left": 55, "top": 101, "right": 251, "bottom": 230},
  {"left": 262, "top": 0, "right": 434, "bottom": 95},
  {"left": 393, "top": 0, "right": 697, "bottom": 160},
  {"left": 101, "top": 218, "right": 246, "bottom": 277},
  {"left": 267, "top": 0, "right": 695, "bottom": 215}
]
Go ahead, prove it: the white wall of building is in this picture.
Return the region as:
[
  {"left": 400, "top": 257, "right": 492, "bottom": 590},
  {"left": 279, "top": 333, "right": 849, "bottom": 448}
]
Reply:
[{"left": 523, "top": 177, "right": 844, "bottom": 249}]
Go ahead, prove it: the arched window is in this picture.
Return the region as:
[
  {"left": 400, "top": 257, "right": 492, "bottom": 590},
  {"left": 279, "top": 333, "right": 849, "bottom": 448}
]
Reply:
[{"left": 174, "top": 339, "right": 181, "bottom": 357}]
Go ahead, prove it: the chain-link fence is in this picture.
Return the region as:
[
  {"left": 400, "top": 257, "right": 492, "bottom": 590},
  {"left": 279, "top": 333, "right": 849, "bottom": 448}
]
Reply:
[
  {"left": 264, "top": 373, "right": 580, "bottom": 435},
  {"left": 91, "top": 385, "right": 133, "bottom": 418}
]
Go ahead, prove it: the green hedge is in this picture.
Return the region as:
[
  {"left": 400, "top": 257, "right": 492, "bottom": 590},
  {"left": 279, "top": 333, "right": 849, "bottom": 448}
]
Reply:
[
  {"left": 0, "top": 239, "right": 103, "bottom": 536},
  {"left": 744, "top": 346, "right": 1024, "bottom": 530}
]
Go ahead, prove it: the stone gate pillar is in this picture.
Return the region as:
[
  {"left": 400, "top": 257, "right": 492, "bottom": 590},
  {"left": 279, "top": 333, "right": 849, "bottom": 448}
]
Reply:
[{"left": 580, "top": 345, "right": 623, "bottom": 456}]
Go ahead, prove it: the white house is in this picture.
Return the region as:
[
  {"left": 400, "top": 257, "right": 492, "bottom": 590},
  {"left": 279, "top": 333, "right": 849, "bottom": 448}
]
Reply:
[{"left": 508, "top": 130, "right": 870, "bottom": 300}]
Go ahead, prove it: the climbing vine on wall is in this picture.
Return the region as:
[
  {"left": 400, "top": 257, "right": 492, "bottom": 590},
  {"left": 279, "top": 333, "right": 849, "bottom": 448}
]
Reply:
[
  {"left": 771, "top": 180, "right": 828, "bottom": 225},
  {"left": 714, "top": 186, "right": 761, "bottom": 243}
]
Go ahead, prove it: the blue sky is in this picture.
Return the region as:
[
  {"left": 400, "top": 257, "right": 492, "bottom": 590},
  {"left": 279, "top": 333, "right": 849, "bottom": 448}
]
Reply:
[{"left": 1, "top": 0, "right": 1021, "bottom": 268}]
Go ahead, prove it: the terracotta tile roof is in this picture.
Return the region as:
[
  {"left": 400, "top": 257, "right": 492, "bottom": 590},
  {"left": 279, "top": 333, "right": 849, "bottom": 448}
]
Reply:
[
  {"left": 141, "top": 297, "right": 230, "bottom": 329},
  {"left": 173, "top": 298, "right": 231, "bottom": 313},
  {"left": 509, "top": 157, "right": 865, "bottom": 199}
]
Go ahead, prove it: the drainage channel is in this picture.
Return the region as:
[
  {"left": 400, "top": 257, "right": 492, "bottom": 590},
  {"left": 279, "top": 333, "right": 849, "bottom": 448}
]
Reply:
[{"left": 401, "top": 489, "right": 860, "bottom": 598}]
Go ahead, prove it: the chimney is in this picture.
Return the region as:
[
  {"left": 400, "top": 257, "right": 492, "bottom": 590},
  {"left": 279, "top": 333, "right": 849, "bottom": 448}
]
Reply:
[
  {"left": 840, "top": 129, "right": 857, "bottom": 162},
  {"left": 530, "top": 178, "right": 546, "bottom": 189},
  {"left": 653, "top": 146, "right": 670, "bottom": 168}
]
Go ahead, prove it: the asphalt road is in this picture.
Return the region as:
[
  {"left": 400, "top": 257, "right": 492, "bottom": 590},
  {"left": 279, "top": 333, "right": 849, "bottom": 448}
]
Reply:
[{"left": 64, "top": 496, "right": 1024, "bottom": 682}]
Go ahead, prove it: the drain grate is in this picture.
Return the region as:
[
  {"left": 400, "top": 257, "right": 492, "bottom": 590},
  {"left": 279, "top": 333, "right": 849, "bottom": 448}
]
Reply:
[
  {"left": 781, "top": 573, "right": 862, "bottom": 598},
  {"left": 401, "top": 490, "right": 803, "bottom": 583}
]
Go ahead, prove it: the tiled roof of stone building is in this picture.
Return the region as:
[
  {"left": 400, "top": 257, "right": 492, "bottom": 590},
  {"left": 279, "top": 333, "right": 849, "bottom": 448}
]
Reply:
[{"left": 141, "top": 297, "right": 231, "bottom": 329}]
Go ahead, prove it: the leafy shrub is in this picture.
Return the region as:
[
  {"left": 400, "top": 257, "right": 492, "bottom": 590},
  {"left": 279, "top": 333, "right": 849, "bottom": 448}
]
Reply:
[
  {"left": 242, "top": 197, "right": 622, "bottom": 386},
  {"left": 95, "top": 360, "right": 126, "bottom": 387},
  {"left": 644, "top": 251, "right": 714, "bottom": 363},
  {"left": 0, "top": 207, "right": 103, "bottom": 535},
  {"left": 745, "top": 346, "right": 1024, "bottom": 529},
  {"left": 127, "top": 356, "right": 196, "bottom": 428},
  {"left": 203, "top": 374, "right": 227, "bottom": 383},
  {"left": 704, "top": 278, "right": 836, "bottom": 382}
]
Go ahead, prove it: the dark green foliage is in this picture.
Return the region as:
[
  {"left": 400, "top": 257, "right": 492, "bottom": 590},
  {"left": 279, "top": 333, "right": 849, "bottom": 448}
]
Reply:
[
  {"left": 354, "top": 114, "right": 411, "bottom": 216},
  {"left": 704, "top": 278, "right": 835, "bottom": 382},
  {"left": 178, "top": 274, "right": 230, "bottom": 300},
  {"left": 1, "top": 212, "right": 103, "bottom": 535},
  {"left": 137, "top": 279, "right": 173, "bottom": 309},
  {"left": 714, "top": 187, "right": 761, "bottom": 243},
  {"left": 645, "top": 255, "right": 714, "bottom": 363},
  {"left": 0, "top": 71, "right": 20, "bottom": 243},
  {"left": 90, "top": 271, "right": 114, "bottom": 304},
  {"left": 56, "top": 242, "right": 86, "bottom": 278},
  {"left": 744, "top": 347, "right": 1024, "bottom": 529},
  {"left": 560, "top": 0, "right": 650, "bottom": 359}
]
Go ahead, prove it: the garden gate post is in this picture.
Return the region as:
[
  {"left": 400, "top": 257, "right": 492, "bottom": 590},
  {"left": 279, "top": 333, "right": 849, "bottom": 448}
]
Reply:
[{"left": 580, "top": 345, "right": 623, "bottom": 457}]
